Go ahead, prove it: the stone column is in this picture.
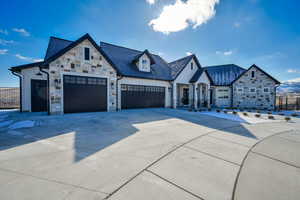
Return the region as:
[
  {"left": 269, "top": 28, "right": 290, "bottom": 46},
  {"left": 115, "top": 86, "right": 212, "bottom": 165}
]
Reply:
[
  {"left": 172, "top": 82, "right": 177, "bottom": 109},
  {"left": 189, "top": 84, "right": 194, "bottom": 109},
  {"left": 207, "top": 85, "right": 211, "bottom": 108},
  {"left": 194, "top": 83, "right": 198, "bottom": 109}
]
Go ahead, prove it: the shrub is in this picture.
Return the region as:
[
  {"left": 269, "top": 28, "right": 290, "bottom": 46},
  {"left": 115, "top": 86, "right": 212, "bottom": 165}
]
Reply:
[
  {"left": 268, "top": 115, "right": 275, "bottom": 120},
  {"left": 256, "top": 110, "right": 261, "bottom": 113},
  {"left": 291, "top": 113, "right": 299, "bottom": 117},
  {"left": 243, "top": 112, "right": 248, "bottom": 116},
  {"left": 239, "top": 109, "right": 244, "bottom": 112},
  {"left": 208, "top": 108, "right": 212, "bottom": 111},
  {"left": 255, "top": 114, "right": 261, "bottom": 118},
  {"left": 279, "top": 113, "right": 285, "bottom": 116},
  {"left": 285, "top": 116, "right": 291, "bottom": 122},
  {"left": 233, "top": 111, "right": 237, "bottom": 115},
  {"left": 267, "top": 111, "right": 272, "bottom": 115},
  {"left": 223, "top": 110, "right": 228, "bottom": 114},
  {"left": 216, "top": 109, "right": 221, "bottom": 113}
]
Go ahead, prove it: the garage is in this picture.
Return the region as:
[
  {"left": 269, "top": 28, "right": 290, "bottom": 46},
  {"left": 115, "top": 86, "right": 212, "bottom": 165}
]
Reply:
[
  {"left": 121, "top": 84, "right": 165, "bottom": 109},
  {"left": 63, "top": 75, "right": 107, "bottom": 113}
]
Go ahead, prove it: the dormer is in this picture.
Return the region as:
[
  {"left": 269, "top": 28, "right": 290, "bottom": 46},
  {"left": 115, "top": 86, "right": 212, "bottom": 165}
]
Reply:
[{"left": 132, "top": 50, "right": 155, "bottom": 72}]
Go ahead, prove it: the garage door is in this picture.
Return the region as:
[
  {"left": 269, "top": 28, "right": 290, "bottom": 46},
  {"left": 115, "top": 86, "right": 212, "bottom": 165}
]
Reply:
[
  {"left": 63, "top": 75, "right": 107, "bottom": 113},
  {"left": 121, "top": 84, "right": 165, "bottom": 109}
]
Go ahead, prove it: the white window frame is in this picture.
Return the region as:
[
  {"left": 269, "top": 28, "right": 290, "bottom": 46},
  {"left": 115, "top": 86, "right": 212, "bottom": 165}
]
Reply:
[{"left": 249, "top": 87, "right": 256, "bottom": 93}]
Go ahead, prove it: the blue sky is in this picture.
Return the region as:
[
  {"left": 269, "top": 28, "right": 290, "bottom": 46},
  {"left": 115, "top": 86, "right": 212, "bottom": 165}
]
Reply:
[{"left": 1, "top": 0, "right": 300, "bottom": 87}]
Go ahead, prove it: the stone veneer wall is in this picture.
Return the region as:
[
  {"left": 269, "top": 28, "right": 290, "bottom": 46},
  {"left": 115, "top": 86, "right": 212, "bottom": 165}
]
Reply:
[
  {"left": 48, "top": 39, "right": 117, "bottom": 114},
  {"left": 232, "top": 67, "right": 276, "bottom": 110}
]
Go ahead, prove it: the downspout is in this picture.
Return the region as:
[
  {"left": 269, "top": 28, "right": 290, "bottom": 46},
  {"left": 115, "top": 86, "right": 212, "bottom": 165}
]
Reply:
[
  {"left": 10, "top": 70, "right": 23, "bottom": 112},
  {"left": 39, "top": 66, "right": 50, "bottom": 115},
  {"left": 116, "top": 75, "right": 123, "bottom": 111}
]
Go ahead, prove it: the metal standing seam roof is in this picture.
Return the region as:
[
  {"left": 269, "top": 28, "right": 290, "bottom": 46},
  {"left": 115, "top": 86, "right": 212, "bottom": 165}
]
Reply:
[
  {"left": 202, "top": 64, "right": 247, "bottom": 86},
  {"left": 44, "top": 37, "right": 73, "bottom": 60}
]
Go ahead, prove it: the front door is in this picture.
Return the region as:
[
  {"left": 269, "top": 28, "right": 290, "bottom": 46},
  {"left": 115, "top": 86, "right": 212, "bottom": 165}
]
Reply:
[
  {"left": 31, "top": 79, "right": 47, "bottom": 112},
  {"left": 182, "top": 88, "right": 189, "bottom": 105}
]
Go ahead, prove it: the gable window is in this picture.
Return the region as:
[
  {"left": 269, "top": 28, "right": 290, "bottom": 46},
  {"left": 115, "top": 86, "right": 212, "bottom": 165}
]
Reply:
[
  {"left": 84, "top": 47, "right": 90, "bottom": 61},
  {"left": 142, "top": 59, "right": 148, "bottom": 69},
  {"left": 251, "top": 71, "right": 255, "bottom": 78},
  {"left": 191, "top": 62, "right": 193, "bottom": 70},
  {"left": 250, "top": 87, "right": 256, "bottom": 93}
]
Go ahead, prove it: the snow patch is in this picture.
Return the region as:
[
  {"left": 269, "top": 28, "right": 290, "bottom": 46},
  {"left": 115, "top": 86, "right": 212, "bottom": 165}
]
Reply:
[
  {"left": 0, "top": 120, "right": 14, "bottom": 127},
  {"left": 9, "top": 120, "right": 35, "bottom": 130},
  {"left": 200, "top": 112, "right": 274, "bottom": 124}
]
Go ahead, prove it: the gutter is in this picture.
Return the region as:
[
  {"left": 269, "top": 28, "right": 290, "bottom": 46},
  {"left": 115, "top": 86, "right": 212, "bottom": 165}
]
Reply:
[
  {"left": 39, "top": 66, "right": 50, "bottom": 115},
  {"left": 116, "top": 75, "right": 123, "bottom": 111},
  {"left": 10, "top": 70, "right": 23, "bottom": 112}
]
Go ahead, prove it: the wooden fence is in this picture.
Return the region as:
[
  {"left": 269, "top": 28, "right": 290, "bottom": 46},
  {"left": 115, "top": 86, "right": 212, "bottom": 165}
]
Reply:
[
  {"left": 276, "top": 96, "right": 300, "bottom": 110},
  {"left": 0, "top": 87, "right": 20, "bottom": 109}
]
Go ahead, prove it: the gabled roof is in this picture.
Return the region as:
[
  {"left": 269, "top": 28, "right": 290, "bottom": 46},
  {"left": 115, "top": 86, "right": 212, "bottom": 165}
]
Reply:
[
  {"left": 232, "top": 64, "right": 280, "bottom": 85},
  {"left": 189, "top": 68, "right": 212, "bottom": 83},
  {"left": 44, "top": 37, "right": 72, "bottom": 60},
  {"left": 168, "top": 54, "right": 201, "bottom": 80},
  {"left": 100, "top": 42, "right": 173, "bottom": 81},
  {"left": 203, "top": 64, "right": 246, "bottom": 86},
  {"left": 132, "top": 49, "right": 155, "bottom": 65}
]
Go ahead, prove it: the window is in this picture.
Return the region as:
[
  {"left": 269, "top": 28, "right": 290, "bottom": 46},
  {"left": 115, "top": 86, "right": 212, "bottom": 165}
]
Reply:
[
  {"left": 84, "top": 47, "right": 90, "bottom": 61},
  {"left": 263, "top": 87, "right": 270, "bottom": 93},
  {"left": 250, "top": 88, "right": 256, "bottom": 93},
  {"left": 191, "top": 62, "right": 193, "bottom": 70},
  {"left": 251, "top": 71, "right": 255, "bottom": 78},
  {"left": 218, "top": 89, "right": 229, "bottom": 92},
  {"left": 142, "top": 59, "right": 147, "bottom": 67}
]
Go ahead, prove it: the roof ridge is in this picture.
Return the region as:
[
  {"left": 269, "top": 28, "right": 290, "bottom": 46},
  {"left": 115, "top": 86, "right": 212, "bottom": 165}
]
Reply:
[
  {"left": 169, "top": 54, "right": 194, "bottom": 64},
  {"left": 204, "top": 64, "right": 246, "bottom": 70},
  {"left": 100, "top": 41, "right": 164, "bottom": 57},
  {"left": 50, "top": 36, "right": 73, "bottom": 43}
]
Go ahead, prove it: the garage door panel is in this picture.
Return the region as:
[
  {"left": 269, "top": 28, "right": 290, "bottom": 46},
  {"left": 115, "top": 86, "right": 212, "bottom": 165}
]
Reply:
[
  {"left": 121, "top": 84, "right": 165, "bottom": 109},
  {"left": 63, "top": 75, "right": 107, "bottom": 113}
]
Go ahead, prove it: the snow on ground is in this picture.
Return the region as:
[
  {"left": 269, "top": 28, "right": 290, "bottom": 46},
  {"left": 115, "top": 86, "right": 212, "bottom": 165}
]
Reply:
[
  {"left": 199, "top": 111, "right": 276, "bottom": 124},
  {"left": 0, "top": 120, "right": 14, "bottom": 128},
  {"left": 8, "top": 120, "right": 35, "bottom": 130}
]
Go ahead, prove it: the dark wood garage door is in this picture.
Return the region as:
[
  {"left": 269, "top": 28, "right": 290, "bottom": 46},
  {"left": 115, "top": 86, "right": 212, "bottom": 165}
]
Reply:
[
  {"left": 63, "top": 75, "right": 107, "bottom": 113},
  {"left": 31, "top": 79, "right": 48, "bottom": 112},
  {"left": 121, "top": 84, "right": 165, "bottom": 109}
]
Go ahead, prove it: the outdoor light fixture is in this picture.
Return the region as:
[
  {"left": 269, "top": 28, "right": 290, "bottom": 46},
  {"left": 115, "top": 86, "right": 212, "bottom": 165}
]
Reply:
[{"left": 35, "top": 72, "right": 43, "bottom": 76}]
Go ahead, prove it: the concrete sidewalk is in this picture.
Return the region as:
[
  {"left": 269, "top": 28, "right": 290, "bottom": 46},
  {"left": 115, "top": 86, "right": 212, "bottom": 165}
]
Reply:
[{"left": 0, "top": 109, "right": 299, "bottom": 200}]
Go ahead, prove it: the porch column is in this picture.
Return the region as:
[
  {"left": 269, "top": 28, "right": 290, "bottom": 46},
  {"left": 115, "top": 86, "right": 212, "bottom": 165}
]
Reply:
[
  {"left": 189, "top": 84, "right": 194, "bottom": 109},
  {"left": 172, "top": 82, "right": 177, "bottom": 109},
  {"left": 194, "top": 83, "right": 198, "bottom": 109},
  {"left": 199, "top": 84, "right": 203, "bottom": 107},
  {"left": 207, "top": 85, "right": 211, "bottom": 108}
]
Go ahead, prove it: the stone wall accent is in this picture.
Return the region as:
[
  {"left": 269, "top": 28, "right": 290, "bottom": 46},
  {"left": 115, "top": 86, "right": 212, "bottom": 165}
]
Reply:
[
  {"left": 48, "top": 39, "right": 117, "bottom": 114},
  {"left": 232, "top": 66, "right": 276, "bottom": 110}
]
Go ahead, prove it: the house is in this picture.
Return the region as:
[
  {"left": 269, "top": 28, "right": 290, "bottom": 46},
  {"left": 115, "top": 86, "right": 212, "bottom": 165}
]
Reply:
[{"left": 10, "top": 33, "right": 280, "bottom": 114}]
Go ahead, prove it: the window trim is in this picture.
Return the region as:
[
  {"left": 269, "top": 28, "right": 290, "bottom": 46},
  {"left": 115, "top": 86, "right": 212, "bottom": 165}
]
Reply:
[{"left": 83, "top": 47, "right": 91, "bottom": 61}]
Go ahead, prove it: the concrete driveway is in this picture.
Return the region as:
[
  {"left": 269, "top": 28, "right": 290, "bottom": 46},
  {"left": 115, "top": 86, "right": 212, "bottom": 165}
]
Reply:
[{"left": 0, "top": 109, "right": 299, "bottom": 200}]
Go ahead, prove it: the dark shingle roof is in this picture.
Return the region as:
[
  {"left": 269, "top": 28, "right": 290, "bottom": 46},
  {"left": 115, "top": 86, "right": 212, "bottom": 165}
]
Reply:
[
  {"left": 190, "top": 68, "right": 205, "bottom": 83},
  {"left": 203, "top": 64, "right": 246, "bottom": 86},
  {"left": 10, "top": 61, "right": 44, "bottom": 72},
  {"left": 44, "top": 37, "right": 72, "bottom": 60},
  {"left": 100, "top": 42, "right": 173, "bottom": 81},
  {"left": 169, "top": 55, "right": 194, "bottom": 79}
]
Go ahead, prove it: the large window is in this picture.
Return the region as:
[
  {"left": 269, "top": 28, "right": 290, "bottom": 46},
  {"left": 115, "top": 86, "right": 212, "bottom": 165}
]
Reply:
[
  {"left": 84, "top": 47, "right": 90, "bottom": 61},
  {"left": 251, "top": 71, "right": 255, "bottom": 78},
  {"left": 191, "top": 62, "right": 193, "bottom": 70}
]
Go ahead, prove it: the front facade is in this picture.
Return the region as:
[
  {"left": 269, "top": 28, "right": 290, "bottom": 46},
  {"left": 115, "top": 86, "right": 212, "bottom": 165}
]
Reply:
[{"left": 10, "top": 34, "right": 280, "bottom": 114}]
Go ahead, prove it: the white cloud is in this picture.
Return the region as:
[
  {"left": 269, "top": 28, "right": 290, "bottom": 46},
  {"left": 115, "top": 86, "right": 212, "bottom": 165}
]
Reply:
[
  {"left": 12, "top": 28, "right": 30, "bottom": 36},
  {"left": 0, "top": 29, "right": 8, "bottom": 35},
  {"left": 186, "top": 52, "right": 193, "bottom": 56},
  {"left": 148, "top": 0, "right": 220, "bottom": 34},
  {"left": 216, "top": 50, "right": 233, "bottom": 56},
  {"left": 146, "top": 0, "right": 156, "bottom": 5},
  {"left": 15, "top": 54, "right": 43, "bottom": 62},
  {"left": 233, "top": 22, "right": 241, "bottom": 28},
  {"left": 0, "top": 49, "right": 8, "bottom": 55},
  {"left": 0, "top": 39, "right": 14, "bottom": 45},
  {"left": 287, "top": 69, "right": 300, "bottom": 73},
  {"left": 285, "top": 77, "right": 300, "bottom": 83}
]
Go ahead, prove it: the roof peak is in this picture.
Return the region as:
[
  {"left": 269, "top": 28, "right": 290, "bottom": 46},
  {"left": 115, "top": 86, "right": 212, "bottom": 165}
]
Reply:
[
  {"left": 169, "top": 54, "right": 194, "bottom": 64},
  {"left": 49, "top": 36, "right": 73, "bottom": 42}
]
